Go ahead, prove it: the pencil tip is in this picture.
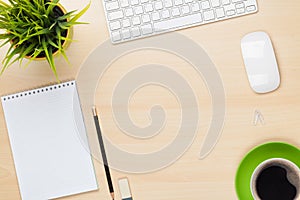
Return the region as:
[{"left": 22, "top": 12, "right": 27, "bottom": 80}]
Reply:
[
  {"left": 92, "top": 106, "right": 97, "bottom": 116},
  {"left": 110, "top": 192, "right": 115, "bottom": 200}
]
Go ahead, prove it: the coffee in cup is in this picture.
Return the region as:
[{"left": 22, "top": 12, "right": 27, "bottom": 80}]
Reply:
[{"left": 251, "top": 158, "right": 300, "bottom": 200}]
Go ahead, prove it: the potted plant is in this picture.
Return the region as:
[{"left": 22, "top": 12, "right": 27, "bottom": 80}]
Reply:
[{"left": 0, "top": 0, "right": 90, "bottom": 80}]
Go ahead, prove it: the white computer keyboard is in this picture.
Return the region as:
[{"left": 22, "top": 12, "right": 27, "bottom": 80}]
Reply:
[{"left": 103, "top": 0, "right": 258, "bottom": 43}]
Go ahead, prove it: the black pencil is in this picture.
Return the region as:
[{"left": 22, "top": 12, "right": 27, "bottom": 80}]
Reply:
[{"left": 92, "top": 107, "right": 114, "bottom": 200}]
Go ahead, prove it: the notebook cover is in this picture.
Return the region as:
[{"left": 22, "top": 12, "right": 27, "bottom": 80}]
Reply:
[{"left": 1, "top": 81, "right": 98, "bottom": 200}]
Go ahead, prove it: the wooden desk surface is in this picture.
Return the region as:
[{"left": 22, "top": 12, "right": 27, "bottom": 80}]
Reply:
[{"left": 0, "top": 0, "right": 300, "bottom": 199}]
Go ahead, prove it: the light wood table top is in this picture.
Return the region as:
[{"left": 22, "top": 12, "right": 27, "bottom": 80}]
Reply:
[{"left": 0, "top": 0, "right": 300, "bottom": 199}]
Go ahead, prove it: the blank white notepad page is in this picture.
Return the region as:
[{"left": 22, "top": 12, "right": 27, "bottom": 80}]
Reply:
[{"left": 1, "top": 81, "right": 98, "bottom": 200}]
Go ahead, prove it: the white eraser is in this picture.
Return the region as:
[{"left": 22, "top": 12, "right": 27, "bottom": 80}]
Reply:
[{"left": 118, "top": 178, "right": 133, "bottom": 200}]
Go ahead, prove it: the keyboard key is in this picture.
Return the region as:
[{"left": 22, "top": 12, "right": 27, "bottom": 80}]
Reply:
[
  {"left": 171, "top": 7, "right": 181, "bottom": 16},
  {"left": 163, "top": 0, "right": 173, "bottom": 8},
  {"left": 246, "top": 0, "right": 257, "bottom": 5},
  {"left": 120, "top": 0, "right": 129, "bottom": 7},
  {"left": 203, "top": 10, "right": 215, "bottom": 21},
  {"left": 201, "top": 1, "right": 211, "bottom": 10},
  {"left": 232, "top": 0, "right": 242, "bottom": 2},
  {"left": 122, "top": 19, "right": 131, "bottom": 27},
  {"left": 174, "top": 0, "right": 183, "bottom": 6},
  {"left": 181, "top": 5, "right": 190, "bottom": 15},
  {"left": 191, "top": 3, "right": 200, "bottom": 12},
  {"left": 215, "top": 7, "right": 225, "bottom": 18},
  {"left": 154, "top": 13, "right": 203, "bottom": 31},
  {"left": 246, "top": 5, "right": 256, "bottom": 12},
  {"left": 112, "top": 31, "right": 121, "bottom": 42},
  {"left": 224, "top": 3, "right": 235, "bottom": 11},
  {"left": 132, "top": 16, "right": 141, "bottom": 25},
  {"left": 130, "top": 0, "right": 139, "bottom": 5},
  {"left": 161, "top": 10, "right": 170, "bottom": 19},
  {"left": 106, "top": 1, "right": 119, "bottom": 11},
  {"left": 125, "top": 8, "right": 134, "bottom": 17},
  {"left": 222, "top": 0, "right": 230, "bottom": 5},
  {"left": 236, "top": 7, "right": 245, "bottom": 14},
  {"left": 141, "top": 24, "right": 153, "bottom": 35},
  {"left": 152, "top": 12, "right": 160, "bottom": 21},
  {"left": 141, "top": 0, "right": 148, "bottom": 3},
  {"left": 108, "top": 11, "right": 124, "bottom": 20},
  {"left": 135, "top": 6, "right": 144, "bottom": 15},
  {"left": 110, "top": 21, "right": 121, "bottom": 30},
  {"left": 132, "top": 27, "right": 141, "bottom": 37},
  {"left": 235, "top": 3, "right": 244, "bottom": 9},
  {"left": 155, "top": 1, "right": 163, "bottom": 10},
  {"left": 122, "top": 29, "right": 131, "bottom": 39},
  {"left": 142, "top": 14, "right": 151, "bottom": 23},
  {"left": 211, "top": 0, "right": 220, "bottom": 8},
  {"left": 226, "top": 9, "right": 236, "bottom": 16},
  {"left": 145, "top": 3, "right": 154, "bottom": 12}
]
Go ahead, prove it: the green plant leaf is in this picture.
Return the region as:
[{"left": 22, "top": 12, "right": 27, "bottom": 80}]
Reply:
[
  {"left": 46, "top": 0, "right": 59, "bottom": 16},
  {"left": 1, "top": 45, "right": 22, "bottom": 74},
  {"left": 60, "top": 48, "right": 70, "bottom": 64},
  {"left": 25, "top": 47, "right": 43, "bottom": 68},
  {"left": 41, "top": 37, "right": 58, "bottom": 80},
  {"left": 57, "top": 10, "right": 76, "bottom": 21},
  {"left": 68, "top": 2, "right": 90, "bottom": 24},
  {"left": 0, "top": 39, "right": 11, "bottom": 48},
  {"left": 58, "top": 21, "right": 70, "bottom": 30},
  {"left": 0, "top": 1, "right": 10, "bottom": 8},
  {"left": 49, "top": 21, "right": 57, "bottom": 30}
]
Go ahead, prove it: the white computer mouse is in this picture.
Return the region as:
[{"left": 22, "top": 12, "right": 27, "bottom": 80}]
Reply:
[{"left": 241, "top": 31, "right": 280, "bottom": 93}]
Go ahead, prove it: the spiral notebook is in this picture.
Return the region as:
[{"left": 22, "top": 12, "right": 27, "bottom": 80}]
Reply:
[{"left": 1, "top": 81, "right": 98, "bottom": 200}]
